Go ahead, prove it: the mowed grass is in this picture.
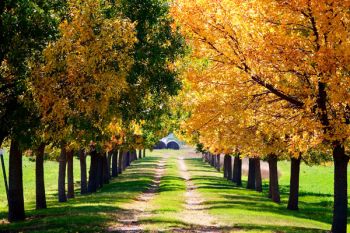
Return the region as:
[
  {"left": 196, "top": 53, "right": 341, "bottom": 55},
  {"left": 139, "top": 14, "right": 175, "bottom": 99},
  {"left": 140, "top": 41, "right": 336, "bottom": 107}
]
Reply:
[
  {"left": 185, "top": 156, "right": 350, "bottom": 233},
  {"left": 0, "top": 149, "right": 163, "bottom": 232},
  {"left": 1, "top": 148, "right": 349, "bottom": 232},
  {"left": 140, "top": 150, "right": 188, "bottom": 231}
]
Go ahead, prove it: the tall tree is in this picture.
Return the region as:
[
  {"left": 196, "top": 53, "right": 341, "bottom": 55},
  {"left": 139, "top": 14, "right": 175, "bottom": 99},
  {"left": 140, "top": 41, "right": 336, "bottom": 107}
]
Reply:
[
  {"left": 0, "top": 0, "right": 63, "bottom": 221},
  {"left": 35, "top": 143, "right": 46, "bottom": 209},
  {"left": 173, "top": 1, "right": 350, "bottom": 231}
]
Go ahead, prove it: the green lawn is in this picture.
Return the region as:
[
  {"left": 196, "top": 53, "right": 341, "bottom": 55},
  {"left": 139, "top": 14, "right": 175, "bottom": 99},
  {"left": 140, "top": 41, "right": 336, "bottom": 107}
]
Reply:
[
  {"left": 140, "top": 150, "right": 187, "bottom": 231},
  {"left": 0, "top": 149, "right": 163, "bottom": 232},
  {"left": 185, "top": 157, "right": 350, "bottom": 233},
  {"left": 0, "top": 149, "right": 349, "bottom": 232}
]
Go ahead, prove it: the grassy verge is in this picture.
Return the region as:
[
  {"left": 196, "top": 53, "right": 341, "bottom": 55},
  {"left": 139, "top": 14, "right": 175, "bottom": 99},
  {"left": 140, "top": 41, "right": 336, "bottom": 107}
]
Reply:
[
  {"left": 185, "top": 156, "right": 350, "bottom": 233},
  {"left": 0, "top": 150, "right": 162, "bottom": 232},
  {"left": 140, "top": 150, "right": 187, "bottom": 231}
]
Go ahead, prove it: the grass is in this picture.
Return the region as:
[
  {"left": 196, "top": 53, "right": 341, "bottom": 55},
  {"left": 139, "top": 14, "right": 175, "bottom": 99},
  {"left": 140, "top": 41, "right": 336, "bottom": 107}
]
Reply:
[
  {"left": 140, "top": 150, "right": 187, "bottom": 231},
  {"left": 185, "top": 156, "right": 350, "bottom": 233},
  {"left": 0, "top": 151, "right": 91, "bottom": 214},
  {"left": 0, "top": 148, "right": 349, "bottom": 232},
  {"left": 0, "top": 149, "right": 163, "bottom": 232}
]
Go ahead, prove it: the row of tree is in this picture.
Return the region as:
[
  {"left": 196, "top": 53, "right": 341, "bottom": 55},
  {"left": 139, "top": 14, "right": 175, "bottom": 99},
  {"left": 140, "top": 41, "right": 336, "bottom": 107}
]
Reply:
[
  {"left": 202, "top": 152, "right": 284, "bottom": 205},
  {"left": 1, "top": 0, "right": 185, "bottom": 222},
  {"left": 172, "top": 0, "right": 349, "bottom": 232}
]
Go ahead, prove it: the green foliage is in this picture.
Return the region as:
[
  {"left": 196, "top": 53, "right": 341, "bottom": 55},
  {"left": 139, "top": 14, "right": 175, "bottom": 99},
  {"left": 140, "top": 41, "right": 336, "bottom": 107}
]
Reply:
[
  {"left": 301, "top": 150, "right": 333, "bottom": 166},
  {"left": 0, "top": 0, "right": 65, "bottom": 147},
  {"left": 112, "top": 0, "right": 187, "bottom": 148}
]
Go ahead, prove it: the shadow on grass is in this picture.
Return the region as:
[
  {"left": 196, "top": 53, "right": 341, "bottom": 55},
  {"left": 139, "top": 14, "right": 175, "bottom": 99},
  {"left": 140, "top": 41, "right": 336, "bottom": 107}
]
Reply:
[
  {"left": 185, "top": 157, "right": 338, "bottom": 231},
  {"left": 0, "top": 156, "right": 161, "bottom": 233},
  {"left": 140, "top": 217, "right": 327, "bottom": 233}
]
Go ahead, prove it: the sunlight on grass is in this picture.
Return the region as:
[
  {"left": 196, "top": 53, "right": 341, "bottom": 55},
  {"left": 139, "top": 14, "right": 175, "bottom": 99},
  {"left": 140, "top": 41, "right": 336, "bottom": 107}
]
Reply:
[
  {"left": 0, "top": 150, "right": 162, "bottom": 232},
  {"left": 185, "top": 156, "right": 350, "bottom": 233}
]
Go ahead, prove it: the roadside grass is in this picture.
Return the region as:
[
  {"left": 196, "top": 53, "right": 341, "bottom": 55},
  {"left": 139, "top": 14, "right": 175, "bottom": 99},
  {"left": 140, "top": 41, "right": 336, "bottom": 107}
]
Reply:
[
  {"left": 140, "top": 150, "right": 188, "bottom": 231},
  {"left": 185, "top": 156, "right": 350, "bottom": 233},
  {"left": 0, "top": 150, "right": 162, "bottom": 232},
  {"left": 1, "top": 148, "right": 349, "bottom": 232}
]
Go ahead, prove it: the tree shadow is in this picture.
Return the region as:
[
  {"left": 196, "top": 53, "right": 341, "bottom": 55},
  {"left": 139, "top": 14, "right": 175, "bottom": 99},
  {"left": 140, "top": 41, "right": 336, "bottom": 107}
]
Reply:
[
  {"left": 184, "top": 157, "right": 340, "bottom": 231},
  {"left": 0, "top": 156, "right": 161, "bottom": 232}
]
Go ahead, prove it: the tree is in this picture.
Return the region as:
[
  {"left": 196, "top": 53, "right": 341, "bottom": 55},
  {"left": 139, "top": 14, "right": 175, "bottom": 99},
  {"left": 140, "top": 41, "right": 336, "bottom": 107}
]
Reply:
[
  {"left": 32, "top": 0, "right": 136, "bottom": 198},
  {"left": 0, "top": 0, "right": 63, "bottom": 221},
  {"left": 111, "top": 0, "right": 186, "bottom": 152},
  {"left": 173, "top": 1, "right": 350, "bottom": 231},
  {"left": 35, "top": 143, "right": 47, "bottom": 209},
  {"left": 288, "top": 156, "right": 301, "bottom": 210}
]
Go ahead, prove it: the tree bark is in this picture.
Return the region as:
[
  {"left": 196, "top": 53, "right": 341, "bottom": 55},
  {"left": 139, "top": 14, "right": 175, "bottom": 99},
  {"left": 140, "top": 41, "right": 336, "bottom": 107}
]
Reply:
[
  {"left": 287, "top": 156, "right": 301, "bottom": 210},
  {"left": 223, "top": 155, "right": 229, "bottom": 178},
  {"left": 133, "top": 150, "right": 137, "bottom": 161},
  {"left": 58, "top": 142, "right": 67, "bottom": 202},
  {"left": 118, "top": 149, "right": 123, "bottom": 174},
  {"left": 97, "top": 153, "right": 103, "bottom": 188},
  {"left": 66, "top": 149, "right": 74, "bottom": 199},
  {"left": 8, "top": 140, "right": 25, "bottom": 222},
  {"left": 35, "top": 143, "right": 46, "bottom": 209},
  {"left": 331, "top": 143, "right": 349, "bottom": 233},
  {"left": 138, "top": 149, "right": 142, "bottom": 159},
  {"left": 0, "top": 132, "right": 5, "bottom": 147},
  {"left": 227, "top": 155, "right": 232, "bottom": 180},
  {"left": 255, "top": 158, "right": 262, "bottom": 192},
  {"left": 112, "top": 149, "right": 118, "bottom": 177},
  {"left": 268, "top": 154, "right": 280, "bottom": 203},
  {"left": 232, "top": 155, "right": 242, "bottom": 186},
  {"left": 216, "top": 154, "right": 220, "bottom": 171},
  {"left": 79, "top": 149, "right": 87, "bottom": 195},
  {"left": 102, "top": 153, "right": 109, "bottom": 184},
  {"left": 126, "top": 151, "right": 131, "bottom": 167},
  {"left": 88, "top": 149, "right": 98, "bottom": 193},
  {"left": 247, "top": 158, "right": 256, "bottom": 190},
  {"left": 107, "top": 151, "right": 112, "bottom": 178},
  {"left": 143, "top": 148, "right": 146, "bottom": 158}
]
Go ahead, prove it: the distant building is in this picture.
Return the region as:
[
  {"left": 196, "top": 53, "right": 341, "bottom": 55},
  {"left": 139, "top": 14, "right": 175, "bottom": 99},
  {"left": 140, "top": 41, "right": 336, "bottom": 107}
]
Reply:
[{"left": 153, "top": 133, "right": 184, "bottom": 150}]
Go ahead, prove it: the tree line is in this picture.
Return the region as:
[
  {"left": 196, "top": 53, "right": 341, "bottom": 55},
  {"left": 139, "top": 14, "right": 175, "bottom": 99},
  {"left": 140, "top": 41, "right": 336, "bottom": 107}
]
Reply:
[
  {"left": 172, "top": 0, "right": 350, "bottom": 232},
  {"left": 0, "top": 0, "right": 185, "bottom": 222}
]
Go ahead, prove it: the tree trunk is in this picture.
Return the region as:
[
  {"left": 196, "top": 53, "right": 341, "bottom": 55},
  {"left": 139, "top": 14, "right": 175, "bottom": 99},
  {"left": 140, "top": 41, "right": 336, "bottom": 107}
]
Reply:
[
  {"left": 66, "top": 149, "right": 74, "bottom": 199},
  {"left": 247, "top": 158, "right": 256, "bottom": 190},
  {"left": 268, "top": 154, "right": 280, "bottom": 203},
  {"left": 79, "top": 149, "right": 87, "bottom": 195},
  {"left": 223, "top": 155, "right": 229, "bottom": 178},
  {"left": 210, "top": 154, "right": 214, "bottom": 167},
  {"left": 8, "top": 140, "right": 25, "bottom": 222},
  {"left": 143, "top": 148, "right": 145, "bottom": 158},
  {"left": 232, "top": 155, "right": 242, "bottom": 186},
  {"left": 287, "top": 156, "right": 301, "bottom": 210},
  {"left": 216, "top": 154, "right": 220, "bottom": 171},
  {"left": 107, "top": 151, "right": 112, "bottom": 178},
  {"left": 331, "top": 143, "right": 349, "bottom": 233},
  {"left": 58, "top": 142, "right": 67, "bottom": 202},
  {"left": 139, "top": 149, "right": 142, "bottom": 159},
  {"left": 88, "top": 149, "right": 98, "bottom": 193},
  {"left": 133, "top": 150, "right": 137, "bottom": 161},
  {"left": 126, "top": 151, "right": 130, "bottom": 167},
  {"left": 103, "top": 153, "right": 109, "bottom": 184},
  {"left": 97, "top": 153, "right": 103, "bottom": 188},
  {"left": 130, "top": 150, "right": 134, "bottom": 162},
  {"left": 0, "top": 132, "right": 5, "bottom": 147},
  {"left": 255, "top": 158, "right": 262, "bottom": 192},
  {"left": 35, "top": 143, "right": 46, "bottom": 209},
  {"left": 227, "top": 155, "right": 232, "bottom": 180},
  {"left": 118, "top": 150, "right": 123, "bottom": 174},
  {"left": 112, "top": 149, "right": 118, "bottom": 177}
]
